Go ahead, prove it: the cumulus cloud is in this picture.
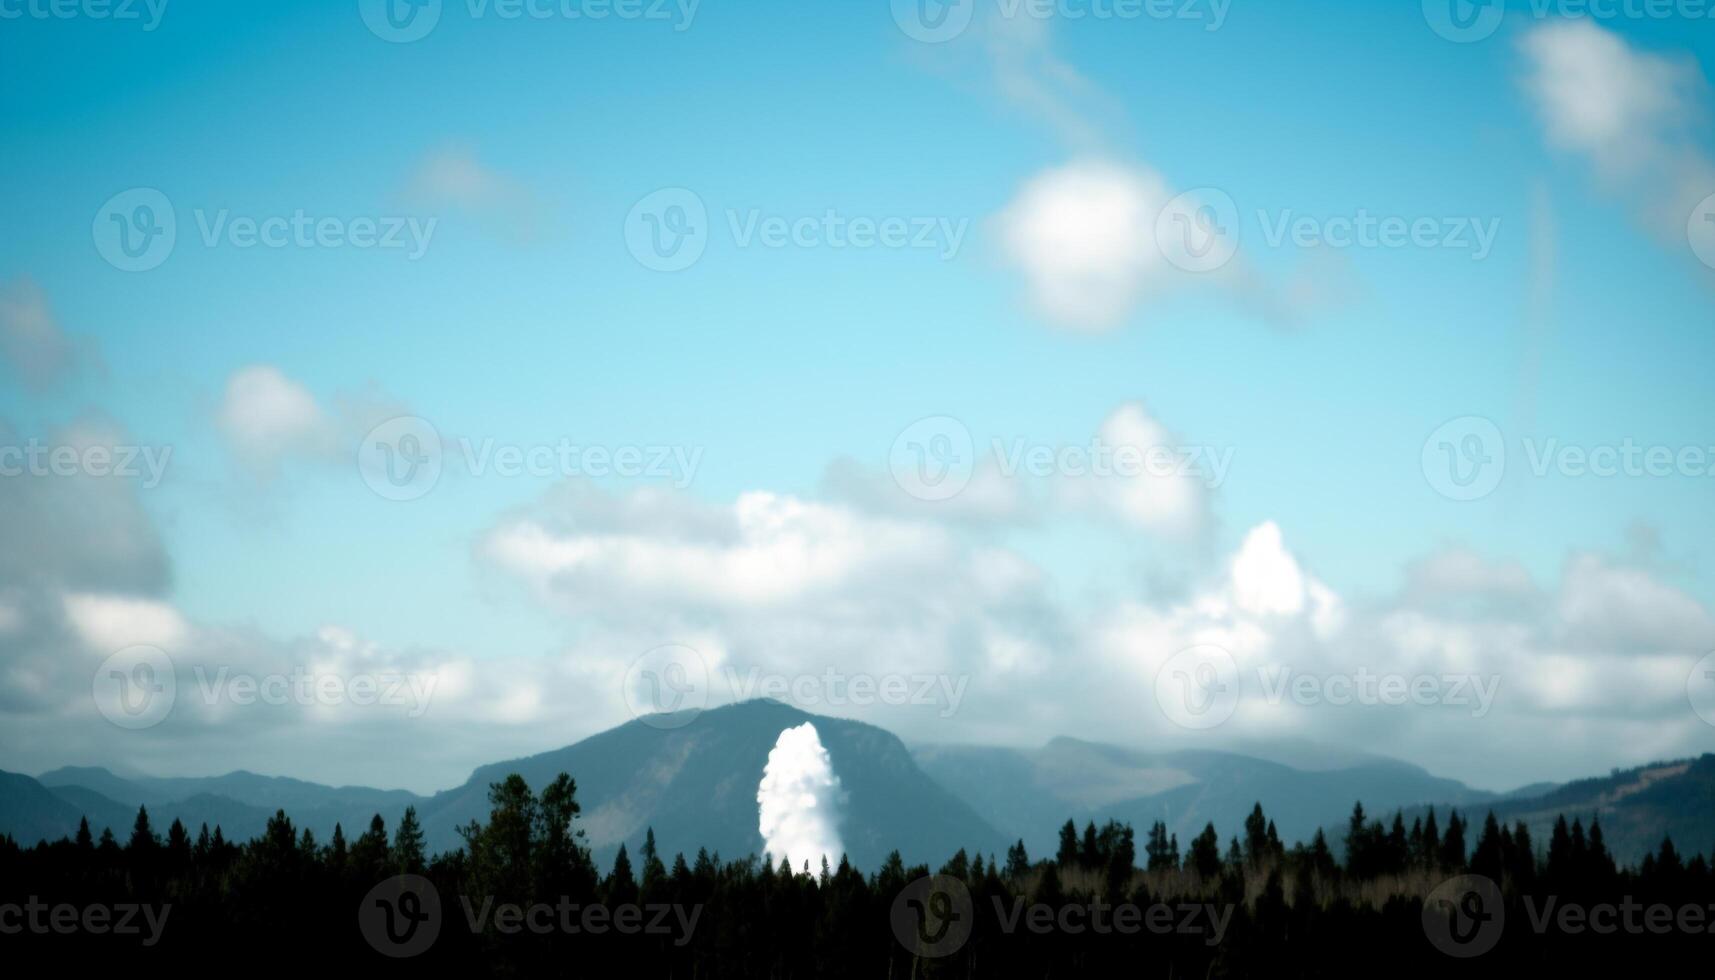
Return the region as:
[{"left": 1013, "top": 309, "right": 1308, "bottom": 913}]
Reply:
[
  {"left": 979, "top": 19, "right": 1347, "bottom": 330},
  {"left": 0, "top": 278, "right": 82, "bottom": 390},
  {"left": 403, "top": 145, "right": 541, "bottom": 243},
  {"left": 1093, "top": 524, "right": 1713, "bottom": 790},
  {"left": 478, "top": 482, "right": 1068, "bottom": 699},
  {"left": 995, "top": 161, "right": 1177, "bottom": 329},
  {"left": 1057, "top": 401, "right": 1215, "bottom": 537},
  {"left": 216, "top": 365, "right": 339, "bottom": 475},
  {"left": 1519, "top": 21, "right": 1715, "bottom": 240},
  {"left": 757, "top": 722, "right": 845, "bottom": 872},
  {"left": 212, "top": 365, "right": 417, "bottom": 480},
  {"left": 0, "top": 417, "right": 171, "bottom": 595}
]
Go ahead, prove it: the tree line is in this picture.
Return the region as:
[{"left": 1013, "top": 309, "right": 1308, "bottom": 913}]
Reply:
[{"left": 2, "top": 772, "right": 1710, "bottom": 975}]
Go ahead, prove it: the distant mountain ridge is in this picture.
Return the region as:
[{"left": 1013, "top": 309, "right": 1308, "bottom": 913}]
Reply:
[
  {"left": 1381, "top": 754, "right": 1715, "bottom": 866},
  {"left": 4, "top": 705, "right": 1709, "bottom": 870},
  {"left": 409, "top": 699, "right": 1008, "bottom": 868},
  {"left": 911, "top": 737, "right": 1501, "bottom": 857}
]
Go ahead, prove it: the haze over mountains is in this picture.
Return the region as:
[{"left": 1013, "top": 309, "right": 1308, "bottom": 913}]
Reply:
[{"left": 2, "top": 700, "right": 1708, "bottom": 868}]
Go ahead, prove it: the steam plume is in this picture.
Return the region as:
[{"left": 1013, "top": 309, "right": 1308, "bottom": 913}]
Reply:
[{"left": 757, "top": 722, "right": 844, "bottom": 872}]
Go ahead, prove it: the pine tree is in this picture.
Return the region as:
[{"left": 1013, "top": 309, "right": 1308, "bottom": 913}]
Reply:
[
  {"left": 640, "top": 827, "right": 668, "bottom": 895},
  {"left": 392, "top": 806, "right": 426, "bottom": 874},
  {"left": 1005, "top": 839, "right": 1031, "bottom": 879},
  {"left": 1188, "top": 824, "right": 1222, "bottom": 880},
  {"left": 1056, "top": 819, "right": 1079, "bottom": 867},
  {"left": 128, "top": 805, "right": 158, "bottom": 852}
]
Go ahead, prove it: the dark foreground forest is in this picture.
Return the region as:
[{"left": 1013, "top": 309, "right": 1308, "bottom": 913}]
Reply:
[{"left": 2, "top": 771, "right": 1711, "bottom": 976}]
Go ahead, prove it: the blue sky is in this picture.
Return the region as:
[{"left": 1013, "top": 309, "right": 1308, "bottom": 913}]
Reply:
[{"left": 2, "top": 0, "right": 1714, "bottom": 792}]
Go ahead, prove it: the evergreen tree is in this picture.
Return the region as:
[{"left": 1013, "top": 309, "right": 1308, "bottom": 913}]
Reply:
[
  {"left": 1056, "top": 820, "right": 1079, "bottom": 867},
  {"left": 1005, "top": 839, "right": 1031, "bottom": 879},
  {"left": 128, "top": 805, "right": 158, "bottom": 852},
  {"left": 393, "top": 806, "right": 426, "bottom": 874}
]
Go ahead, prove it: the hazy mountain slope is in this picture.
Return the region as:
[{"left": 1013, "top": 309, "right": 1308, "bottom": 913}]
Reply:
[
  {"left": 1387, "top": 754, "right": 1715, "bottom": 866},
  {"left": 0, "top": 771, "right": 104, "bottom": 844},
  {"left": 29, "top": 768, "right": 425, "bottom": 845},
  {"left": 418, "top": 699, "right": 1008, "bottom": 869},
  {"left": 914, "top": 739, "right": 1494, "bottom": 856}
]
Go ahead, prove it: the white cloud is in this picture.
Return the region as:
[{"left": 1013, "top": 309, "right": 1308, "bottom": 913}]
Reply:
[
  {"left": 995, "top": 160, "right": 1176, "bottom": 329},
  {"left": 1058, "top": 402, "right": 1212, "bottom": 536},
  {"left": 403, "top": 145, "right": 540, "bottom": 243},
  {"left": 1520, "top": 20, "right": 1700, "bottom": 177},
  {"left": 0, "top": 277, "right": 79, "bottom": 390},
  {"left": 216, "top": 365, "right": 338, "bottom": 475},
  {"left": 61, "top": 593, "right": 191, "bottom": 653},
  {"left": 1519, "top": 21, "right": 1715, "bottom": 239}
]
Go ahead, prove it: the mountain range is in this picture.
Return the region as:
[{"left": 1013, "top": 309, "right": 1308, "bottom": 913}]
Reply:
[{"left": 2, "top": 699, "right": 1708, "bottom": 868}]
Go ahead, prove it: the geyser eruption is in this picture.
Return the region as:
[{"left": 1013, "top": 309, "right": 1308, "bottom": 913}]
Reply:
[{"left": 757, "top": 722, "right": 845, "bottom": 873}]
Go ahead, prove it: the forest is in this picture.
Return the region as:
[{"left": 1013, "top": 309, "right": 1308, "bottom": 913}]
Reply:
[{"left": 2, "top": 770, "right": 1711, "bottom": 976}]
